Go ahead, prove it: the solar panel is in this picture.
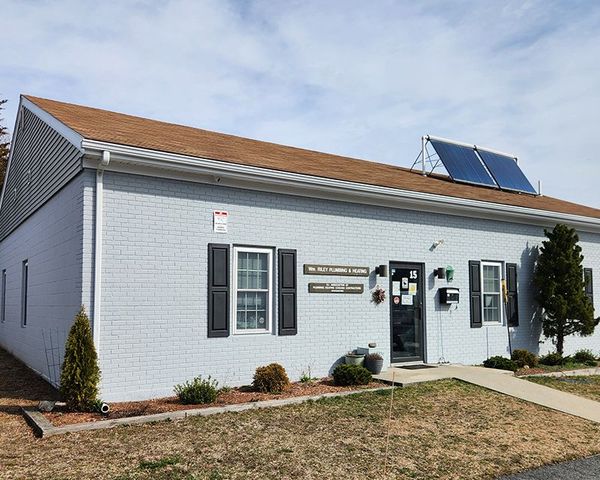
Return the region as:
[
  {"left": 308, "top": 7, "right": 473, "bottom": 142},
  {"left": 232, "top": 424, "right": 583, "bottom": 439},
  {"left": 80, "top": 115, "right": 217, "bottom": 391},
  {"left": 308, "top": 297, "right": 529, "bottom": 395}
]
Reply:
[
  {"left": 428, "top": 139, "right": 498, "bottom": 188},
  {"left": 476, "top": 149, "right": 537, "bottom": 194}
]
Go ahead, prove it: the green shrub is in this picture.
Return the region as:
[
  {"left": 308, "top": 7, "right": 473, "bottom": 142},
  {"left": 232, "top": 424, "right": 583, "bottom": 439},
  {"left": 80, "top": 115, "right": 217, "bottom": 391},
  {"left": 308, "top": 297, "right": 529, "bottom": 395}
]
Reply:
[
  {"left": 253, "top": 363, "right": 290, "bottom": 393},
  {"left": 60, "top": 307, "right": 101, "bottom": 411},
  {"left": 511, "top": 349, "right": 538, "bottom": 368},
  {"left": 174, "top": 376, "right": 219, "bottom": 404},
  {"left": 483, "top": 356, "right": 518, "bottom": 372},
  {"left": 332, "top": 364, "right": 372, "bottom": 386},
  {"left": 539, "top": 352, "right": 564, "bottom": 366},
  {"left": 572, "top": 349, "right": 597, "bottom": 365}
]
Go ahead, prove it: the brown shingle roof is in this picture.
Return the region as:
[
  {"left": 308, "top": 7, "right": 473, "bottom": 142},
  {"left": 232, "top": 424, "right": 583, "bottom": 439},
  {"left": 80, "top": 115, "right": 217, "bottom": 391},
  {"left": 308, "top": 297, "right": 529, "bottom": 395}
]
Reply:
[{"left": 24, "top": 95, "right": 600, "bottom": 220}]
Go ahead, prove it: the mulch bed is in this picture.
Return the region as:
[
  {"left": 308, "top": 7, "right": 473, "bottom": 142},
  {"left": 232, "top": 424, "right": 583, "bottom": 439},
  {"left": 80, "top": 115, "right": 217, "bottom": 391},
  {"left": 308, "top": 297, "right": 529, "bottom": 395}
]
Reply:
[{"left": 44, "top": 379, "right": 383, "bottom": 426}]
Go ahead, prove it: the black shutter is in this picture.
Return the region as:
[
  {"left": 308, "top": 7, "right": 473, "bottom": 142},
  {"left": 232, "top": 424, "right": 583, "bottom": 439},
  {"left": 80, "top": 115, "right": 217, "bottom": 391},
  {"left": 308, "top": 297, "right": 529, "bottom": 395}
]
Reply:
[
  {"left": 584, "top": 268, "right": 594, "bottom": 312},
  {"left": 278, "top": 249, "right": 297, "bottom": 335},
  {"left": 506, "top": 263, "right": 519, "bottom": 327},
  {"left": 469, "top": 261, "right": 482, "bottom": 328},
  {"left": 208, "top": 243, "right": 230, "bottom": 338}
]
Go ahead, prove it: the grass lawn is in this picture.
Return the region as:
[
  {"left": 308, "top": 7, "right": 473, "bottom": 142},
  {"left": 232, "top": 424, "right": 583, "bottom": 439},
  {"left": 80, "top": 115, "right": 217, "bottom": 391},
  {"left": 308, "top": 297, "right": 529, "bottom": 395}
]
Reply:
[
  {"left": 2, "top": 348, "right": 600, "bottom": 480},
  {"left": 526, "top": 375, "right": 600, "bottom": 402}
]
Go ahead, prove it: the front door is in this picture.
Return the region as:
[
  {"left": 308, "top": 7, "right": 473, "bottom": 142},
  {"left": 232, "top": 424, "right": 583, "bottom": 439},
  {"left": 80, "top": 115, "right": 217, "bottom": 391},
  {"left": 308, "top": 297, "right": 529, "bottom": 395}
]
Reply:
[{"left": 389, "top": 262, "right": 425, "bottom": 363}]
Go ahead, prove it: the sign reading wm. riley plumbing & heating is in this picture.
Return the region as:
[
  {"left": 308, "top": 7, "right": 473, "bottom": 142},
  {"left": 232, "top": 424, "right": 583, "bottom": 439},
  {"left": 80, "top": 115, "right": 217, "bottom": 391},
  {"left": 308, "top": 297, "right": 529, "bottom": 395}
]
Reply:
[{"left": 303, "top": 264, "right": 370, "bottom": 276}]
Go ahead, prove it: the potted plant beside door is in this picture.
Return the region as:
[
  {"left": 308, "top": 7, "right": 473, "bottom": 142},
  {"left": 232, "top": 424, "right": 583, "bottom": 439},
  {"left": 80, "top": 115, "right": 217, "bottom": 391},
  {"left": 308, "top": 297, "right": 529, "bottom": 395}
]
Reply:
[
  {"left": 344, "top": 351, "right": 365, "bottom": 366},
  {"left": 364, "top": 353, "right": 384, "bottom": 374}
]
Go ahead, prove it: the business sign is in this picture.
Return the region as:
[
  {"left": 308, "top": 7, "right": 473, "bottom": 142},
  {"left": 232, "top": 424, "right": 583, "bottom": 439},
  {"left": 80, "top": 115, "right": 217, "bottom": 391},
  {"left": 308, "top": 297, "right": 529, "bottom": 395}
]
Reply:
[
  {"left": 213, "top": 210, "right": 228, "bottom": 233},
  {"left": 308, "top": 283, "right": 364, "bottom": 294},
  {"left": 303, "top": 264, "right": 370, "bottom": 277}
]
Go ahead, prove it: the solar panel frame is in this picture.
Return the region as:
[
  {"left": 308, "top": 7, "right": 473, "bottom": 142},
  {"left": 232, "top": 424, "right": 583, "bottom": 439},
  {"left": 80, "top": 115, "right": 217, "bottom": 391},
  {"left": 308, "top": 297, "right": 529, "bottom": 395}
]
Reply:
[
  {"left": 476, "top": 149, "right": 537, "bottom": 194},
  {"left": 428, "top": 139, "right": 498, "bottom": 188}
]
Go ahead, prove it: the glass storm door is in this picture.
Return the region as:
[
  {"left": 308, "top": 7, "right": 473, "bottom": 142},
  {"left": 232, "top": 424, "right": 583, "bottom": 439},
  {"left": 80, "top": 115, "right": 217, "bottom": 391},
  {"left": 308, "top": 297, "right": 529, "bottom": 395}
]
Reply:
[{"left": 389, "top": 263, "right": 425, "bottom": 363}]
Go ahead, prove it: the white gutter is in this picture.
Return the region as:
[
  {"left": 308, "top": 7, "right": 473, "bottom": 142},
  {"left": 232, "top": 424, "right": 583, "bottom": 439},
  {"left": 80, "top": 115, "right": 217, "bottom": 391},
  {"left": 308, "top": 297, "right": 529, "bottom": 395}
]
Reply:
[
  {"left": 92, "top": 151, "right": 110, "bottom": 351},
  {"left": 80, "top": 139, "right": 600, "bottom": 234}
]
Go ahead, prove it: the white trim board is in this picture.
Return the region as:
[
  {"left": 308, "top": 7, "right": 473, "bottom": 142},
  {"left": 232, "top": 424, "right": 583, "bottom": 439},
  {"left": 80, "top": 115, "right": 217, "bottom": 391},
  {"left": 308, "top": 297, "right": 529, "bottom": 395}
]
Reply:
[{"left": 80, "top": 141, "right": 600, "bottom": 233}]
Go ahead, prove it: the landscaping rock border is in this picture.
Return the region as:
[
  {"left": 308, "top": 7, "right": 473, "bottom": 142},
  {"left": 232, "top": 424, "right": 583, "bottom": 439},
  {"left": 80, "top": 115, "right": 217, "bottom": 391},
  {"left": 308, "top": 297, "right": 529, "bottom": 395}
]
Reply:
[{"left": 22, "top": 385, "right": 395, "bottom": 438}]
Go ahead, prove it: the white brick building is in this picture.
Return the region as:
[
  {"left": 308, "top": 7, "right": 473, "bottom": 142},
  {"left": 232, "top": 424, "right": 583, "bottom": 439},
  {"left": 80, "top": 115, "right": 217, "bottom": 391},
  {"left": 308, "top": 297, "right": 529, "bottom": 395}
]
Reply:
[{"left": 0, "top": 95, "right": 598, "bottom": 401}]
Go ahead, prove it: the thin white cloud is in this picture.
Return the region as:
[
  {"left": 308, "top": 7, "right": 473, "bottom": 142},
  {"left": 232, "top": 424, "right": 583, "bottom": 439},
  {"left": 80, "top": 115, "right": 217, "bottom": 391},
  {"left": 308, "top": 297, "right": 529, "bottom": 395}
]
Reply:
[{"left": 2, "top": 0, "right": 599, "bottom": 206}]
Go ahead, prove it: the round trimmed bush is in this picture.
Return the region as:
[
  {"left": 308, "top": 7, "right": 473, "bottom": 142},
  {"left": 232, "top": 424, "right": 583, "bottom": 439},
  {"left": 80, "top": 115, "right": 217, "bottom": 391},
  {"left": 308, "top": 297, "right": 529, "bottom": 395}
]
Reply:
[
  {"left": 483, "top": 356, "right": 518, "bottom": 372},
  {"left": 511, "top": 349, "right": 538, "bottom": 368},
  {"left": 573, "top": 349, "right": 597, "bottom": 365},
  {"left": 539, "top": 352, "right": 564, "bottom": 366},
  {"left": 253, "top": 363, "right": 290, "bottom": 393},
  {"left": 332, "top": 364, "right": 372, "bottom": 386},
  {"left": 174, "top": 376, "right": 219, "bottom": 404}
]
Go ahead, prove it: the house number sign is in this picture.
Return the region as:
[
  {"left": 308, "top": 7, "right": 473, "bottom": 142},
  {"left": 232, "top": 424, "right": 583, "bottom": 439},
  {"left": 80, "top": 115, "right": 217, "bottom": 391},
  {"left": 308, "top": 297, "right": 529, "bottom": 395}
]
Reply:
[
  {"left": 303, "top": 264, "right": 370, "bottom": 276},
  {"left": 308, "top": 283, "right": 364, "bottom": 294}
]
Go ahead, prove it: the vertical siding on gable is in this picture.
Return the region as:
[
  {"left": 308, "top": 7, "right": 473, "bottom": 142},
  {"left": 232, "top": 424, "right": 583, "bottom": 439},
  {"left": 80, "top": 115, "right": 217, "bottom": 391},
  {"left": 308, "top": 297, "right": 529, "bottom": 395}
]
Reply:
[{"left": 0, "top": 107, "right": 83, "bottom": 240}]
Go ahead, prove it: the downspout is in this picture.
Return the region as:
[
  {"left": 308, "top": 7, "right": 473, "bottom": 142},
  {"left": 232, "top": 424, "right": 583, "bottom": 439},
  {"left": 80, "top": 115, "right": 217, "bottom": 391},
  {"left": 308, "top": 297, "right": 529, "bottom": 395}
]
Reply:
[{"left": 93, "top": 151, "right": 110, "bottom": 351}]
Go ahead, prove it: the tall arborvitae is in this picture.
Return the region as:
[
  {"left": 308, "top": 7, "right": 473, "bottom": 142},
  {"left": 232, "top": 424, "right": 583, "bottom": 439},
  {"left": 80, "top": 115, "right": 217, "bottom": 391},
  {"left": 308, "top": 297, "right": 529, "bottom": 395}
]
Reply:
[
  {"left": 60, "top": 307, "right": 101, "bottom": 411},
  {"left": 533, "top": 224, "right": 597, "bottom": 354}
]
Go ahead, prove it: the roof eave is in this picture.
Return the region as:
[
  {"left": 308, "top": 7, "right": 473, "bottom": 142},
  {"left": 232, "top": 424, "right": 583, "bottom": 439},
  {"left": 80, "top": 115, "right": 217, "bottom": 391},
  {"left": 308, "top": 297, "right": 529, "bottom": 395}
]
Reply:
[{"left": 81, "top": 139, "right": 600, "bottom": 234}]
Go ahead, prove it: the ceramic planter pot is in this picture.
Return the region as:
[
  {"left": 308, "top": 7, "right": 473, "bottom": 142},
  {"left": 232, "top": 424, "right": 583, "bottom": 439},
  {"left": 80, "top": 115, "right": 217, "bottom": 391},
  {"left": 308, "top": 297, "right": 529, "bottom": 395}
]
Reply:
[
  {"left": 364, "top": 357, "right": 384, "bottom": 374},
  {"left": 345, "top": 354, "right": 365, "bottom": 366}
]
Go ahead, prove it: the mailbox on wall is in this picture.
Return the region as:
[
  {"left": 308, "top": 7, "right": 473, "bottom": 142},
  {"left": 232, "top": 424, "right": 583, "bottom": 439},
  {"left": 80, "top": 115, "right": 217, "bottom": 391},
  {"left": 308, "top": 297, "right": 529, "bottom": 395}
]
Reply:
[{"left": 439, "top": 287, "right": 460, "bottom": 304}]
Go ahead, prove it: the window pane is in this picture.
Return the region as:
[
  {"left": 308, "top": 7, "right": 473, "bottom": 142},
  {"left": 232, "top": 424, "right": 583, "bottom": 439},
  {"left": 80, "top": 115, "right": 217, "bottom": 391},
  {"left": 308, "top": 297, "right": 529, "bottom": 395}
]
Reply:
[
  {"left": 237, "top": 270, "right": 247, "bottom": 289},
  {"left": 256, "top": 292, "right": 266, "bottom": 309},
  {"left": 483, "top": 294, "right": 500, "bottom": 322},
  {"left": 237, "top": 311, "right": 246, "bottom": 330},
  {"left": 258, "top": 271, "right": 268, "bottom": 289},
  {"left": 238, "top": 252, "right": 248, "bottom": 270},
  {"left": 257, "top": 310, "right": 267, "bottom": 328},
  {"left": 249, "top": 253, "right": 260, "bottom": 270},
  {"left": 483, "top": 265, "right": 500, "bottom": 293},
  {"left": 247, "top": 270, "right": 259, "bottom": 289},
  {"left": 259, "top": 253, "right": 268, "bottom": 270},
  {"left": 246, "top": 311, "right": 257, "bottom": 329}
]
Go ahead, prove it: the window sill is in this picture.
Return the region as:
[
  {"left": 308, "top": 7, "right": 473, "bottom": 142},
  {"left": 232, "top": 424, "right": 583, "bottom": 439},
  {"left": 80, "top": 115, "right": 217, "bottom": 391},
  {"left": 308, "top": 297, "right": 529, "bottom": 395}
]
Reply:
[{"left": 233, "top": 330, "right": 272, "bottom": 336}]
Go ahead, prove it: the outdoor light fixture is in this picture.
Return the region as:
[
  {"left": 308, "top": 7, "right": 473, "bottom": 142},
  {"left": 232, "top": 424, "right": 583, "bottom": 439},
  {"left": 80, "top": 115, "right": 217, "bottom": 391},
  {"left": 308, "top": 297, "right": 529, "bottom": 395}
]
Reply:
[
  {"left": 375, "top": 265, "right": 388, "bottom": 277},
  {"left": 435, "top": 267, "right": 445, "bottom": 279}
]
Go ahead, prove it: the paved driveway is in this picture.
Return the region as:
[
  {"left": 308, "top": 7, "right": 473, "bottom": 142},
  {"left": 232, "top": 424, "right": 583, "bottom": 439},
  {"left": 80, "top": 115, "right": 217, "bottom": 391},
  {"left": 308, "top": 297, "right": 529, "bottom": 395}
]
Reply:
[{"left": 499, "top": 455, "right": 600, "bottom": 479}]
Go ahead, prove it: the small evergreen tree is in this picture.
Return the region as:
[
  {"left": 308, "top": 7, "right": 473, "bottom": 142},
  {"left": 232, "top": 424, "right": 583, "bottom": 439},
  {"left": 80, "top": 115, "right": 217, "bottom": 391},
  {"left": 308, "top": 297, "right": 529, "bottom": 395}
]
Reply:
[
  {"left": 533, "top": 224, "right": 597, "bottom": 354},
  {"left": 60, "top": 306, "right": 101, "bottom": 411}
]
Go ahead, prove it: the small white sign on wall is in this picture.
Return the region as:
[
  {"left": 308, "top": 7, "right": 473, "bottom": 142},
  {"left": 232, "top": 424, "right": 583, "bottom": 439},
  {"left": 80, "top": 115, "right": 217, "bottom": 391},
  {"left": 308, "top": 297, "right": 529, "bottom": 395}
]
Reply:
[{"left": 213, "top": 210, "right": 228, "bottom": 233}]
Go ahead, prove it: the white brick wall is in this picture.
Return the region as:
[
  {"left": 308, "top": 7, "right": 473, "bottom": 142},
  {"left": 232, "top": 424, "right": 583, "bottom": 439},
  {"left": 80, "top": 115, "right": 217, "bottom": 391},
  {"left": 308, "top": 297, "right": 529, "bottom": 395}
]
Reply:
[
  {"left": 0, "top": 173, "right": 85, "bottom": 385},
  {"left": 96, "top": 171, "right": 600, "bottom": 401}
]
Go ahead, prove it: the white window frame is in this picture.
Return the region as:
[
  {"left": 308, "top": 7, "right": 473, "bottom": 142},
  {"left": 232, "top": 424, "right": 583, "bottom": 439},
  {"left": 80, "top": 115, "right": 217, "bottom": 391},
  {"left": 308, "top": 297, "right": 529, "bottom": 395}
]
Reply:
[
  {"left": 232, "top": 246, "right": 273, "bottom": 335},
  {"left": 480, "top": 261, "right": 504, "bottom": 326}
]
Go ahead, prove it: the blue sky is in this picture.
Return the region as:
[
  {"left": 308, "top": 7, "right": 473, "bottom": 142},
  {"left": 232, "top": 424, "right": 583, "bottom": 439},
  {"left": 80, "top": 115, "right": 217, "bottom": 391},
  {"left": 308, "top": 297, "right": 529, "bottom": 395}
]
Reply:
[{"left": 2, "top": 0, "right": 600, "bottom": 206}]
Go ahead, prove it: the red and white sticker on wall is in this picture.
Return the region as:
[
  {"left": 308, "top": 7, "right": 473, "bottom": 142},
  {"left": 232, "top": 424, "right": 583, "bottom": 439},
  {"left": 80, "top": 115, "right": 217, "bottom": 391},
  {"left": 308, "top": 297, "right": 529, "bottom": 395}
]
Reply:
[
  {"left": 393, "top": 296, "right": 400, "bottom": 305},
  {"left": 213, "top": 210, "right": 228, "bottom": 233}
]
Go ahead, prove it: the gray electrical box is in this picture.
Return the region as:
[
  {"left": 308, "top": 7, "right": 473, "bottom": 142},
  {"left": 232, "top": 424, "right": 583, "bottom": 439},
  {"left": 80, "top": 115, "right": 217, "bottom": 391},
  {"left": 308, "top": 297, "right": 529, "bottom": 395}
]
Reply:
[{"left": 439, "top": 287, "right": 460, "bottom": 304}]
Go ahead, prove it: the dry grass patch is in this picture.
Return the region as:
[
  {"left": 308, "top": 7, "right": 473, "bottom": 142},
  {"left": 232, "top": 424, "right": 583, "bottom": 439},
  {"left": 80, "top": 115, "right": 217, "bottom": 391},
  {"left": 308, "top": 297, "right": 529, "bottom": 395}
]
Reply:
[
  {"left": 526, "top": 375, "right": 600, "bottom": 402},
  {"left": 2, "top": 347, "right": 600, "bottom": 480}
]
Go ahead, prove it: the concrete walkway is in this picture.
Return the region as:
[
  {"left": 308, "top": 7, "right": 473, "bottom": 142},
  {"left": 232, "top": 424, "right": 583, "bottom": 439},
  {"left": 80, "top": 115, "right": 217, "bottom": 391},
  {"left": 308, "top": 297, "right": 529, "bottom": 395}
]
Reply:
[{"left": 374, "top": 364, "right": 600, "bottom": 423}]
